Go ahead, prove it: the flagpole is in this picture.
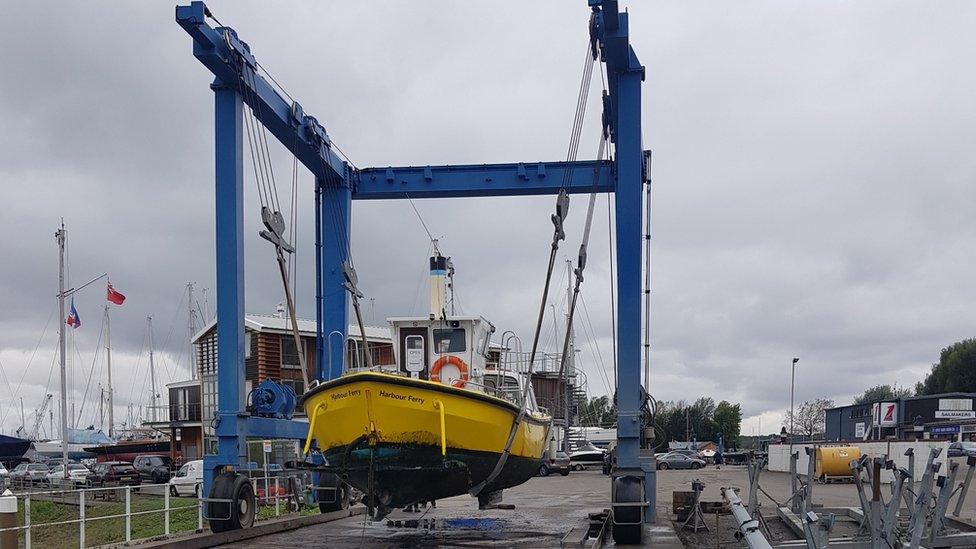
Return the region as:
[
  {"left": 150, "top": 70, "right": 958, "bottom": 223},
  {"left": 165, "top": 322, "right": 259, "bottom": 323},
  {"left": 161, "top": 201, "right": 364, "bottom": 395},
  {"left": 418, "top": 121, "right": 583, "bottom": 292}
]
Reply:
[
  {"left": 55, "top": 222, "right": 70, "bottom": 476},
  {"left": 105, "top": 302, "right": 115, "bottom": 439}
]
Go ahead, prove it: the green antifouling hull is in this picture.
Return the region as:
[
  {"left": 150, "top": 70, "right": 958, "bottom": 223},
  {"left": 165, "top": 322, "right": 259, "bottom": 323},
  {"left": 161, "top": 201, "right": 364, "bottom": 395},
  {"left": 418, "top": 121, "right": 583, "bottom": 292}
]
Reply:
[{"left": 325, "top": 442, "right": 541, "bottom": 509}]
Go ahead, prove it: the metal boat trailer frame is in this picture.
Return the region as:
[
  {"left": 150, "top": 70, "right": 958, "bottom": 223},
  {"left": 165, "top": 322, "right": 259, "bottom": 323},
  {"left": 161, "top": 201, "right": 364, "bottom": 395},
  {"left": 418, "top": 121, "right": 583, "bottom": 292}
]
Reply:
[{"left": 723, "top": 449, "right": 976, "bottom": 548}]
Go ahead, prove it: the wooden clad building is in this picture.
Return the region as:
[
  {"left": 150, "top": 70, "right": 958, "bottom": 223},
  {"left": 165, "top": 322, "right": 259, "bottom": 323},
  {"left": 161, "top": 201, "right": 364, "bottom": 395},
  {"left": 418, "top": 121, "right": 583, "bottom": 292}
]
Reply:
[{"left": 185, "top": 313, "right": 393, "bottom": 455}]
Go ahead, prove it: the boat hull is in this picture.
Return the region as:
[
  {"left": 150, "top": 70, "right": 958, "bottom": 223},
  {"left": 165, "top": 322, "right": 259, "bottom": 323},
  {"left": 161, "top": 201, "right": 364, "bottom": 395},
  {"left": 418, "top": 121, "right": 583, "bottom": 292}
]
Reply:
[{"left": 301, "top": 372, "right": 550, "bottom": 508}]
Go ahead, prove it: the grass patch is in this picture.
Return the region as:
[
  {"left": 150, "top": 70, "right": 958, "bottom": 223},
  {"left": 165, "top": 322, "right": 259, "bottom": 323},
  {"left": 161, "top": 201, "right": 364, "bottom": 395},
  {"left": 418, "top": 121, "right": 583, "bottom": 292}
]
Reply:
[
  {"left": 16, "top": 493, "right": 200, "bottom": 548},
  {"left": 13, "top": 491, "right": 319, "bottom": 548}
]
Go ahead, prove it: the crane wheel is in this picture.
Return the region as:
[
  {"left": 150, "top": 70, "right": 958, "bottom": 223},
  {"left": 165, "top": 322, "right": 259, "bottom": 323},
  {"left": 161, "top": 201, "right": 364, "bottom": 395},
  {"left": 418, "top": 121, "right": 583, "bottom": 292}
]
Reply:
[
  {"left": 611, "top": 475, "right": 644, "bottom": 545},
  {"left": 208, "top": 473, "right": 255, "bottom": 532}
]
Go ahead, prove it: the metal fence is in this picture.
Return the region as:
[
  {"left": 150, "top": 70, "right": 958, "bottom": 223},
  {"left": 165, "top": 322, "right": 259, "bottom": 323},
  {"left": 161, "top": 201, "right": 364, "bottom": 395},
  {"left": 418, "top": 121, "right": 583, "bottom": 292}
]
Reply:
[{"left": 0, "top": 475, "right": 305, "bottom": 548}]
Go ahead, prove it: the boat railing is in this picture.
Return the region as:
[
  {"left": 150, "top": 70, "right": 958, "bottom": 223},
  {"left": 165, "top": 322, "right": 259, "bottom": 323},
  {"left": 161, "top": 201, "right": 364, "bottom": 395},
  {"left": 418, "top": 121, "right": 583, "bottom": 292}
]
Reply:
[
  {"left": 0, "top": 473, "right": 317, "bottom": 548},
  {"left": 344, "top": 363, "right": 398, "bottom": 375}
]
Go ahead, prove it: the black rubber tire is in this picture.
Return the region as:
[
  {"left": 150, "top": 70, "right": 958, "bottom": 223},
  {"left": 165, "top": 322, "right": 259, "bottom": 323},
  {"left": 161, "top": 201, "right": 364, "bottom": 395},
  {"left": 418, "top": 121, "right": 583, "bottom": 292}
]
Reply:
[
  {"left": 612, "top": 475, "right": 644, "bottom": 545},
  {"left": 539, "top": 464, "right": 550, "bottom": 477},
  {"left": 209, "top": 473, "right": 255, "bottom": 532},
  {"left": 560, "top": 470, "right": 570, "bottom": 477},
  {"left": 658, "top": 462, "right": 669, "bottom": 470},
  {"left": 317, "top": 473, "right": 348, "bottom": 513},
  {"left": 170, "top": 485, "right": 179, "bottom": 497},
  {"left": 692, "top": 462, "right": 702, "bottom": 470},
  {"left": 194, "top": 484, "right": 200, "bottom": 498}
]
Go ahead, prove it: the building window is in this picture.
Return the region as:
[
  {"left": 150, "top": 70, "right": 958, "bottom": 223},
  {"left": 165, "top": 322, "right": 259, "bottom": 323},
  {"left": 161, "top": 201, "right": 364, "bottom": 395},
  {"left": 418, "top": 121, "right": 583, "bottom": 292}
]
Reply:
[
  {"left": 245, "top": 332, "right": 252, "bottom": 359},
  {"left": 281, "top": 336, "right": 302, "bottom": 369},
  {"left": 432, "top": 328, "right": 466, "bottom": 354},
  {"left": 283, "top": 379, "right": 305, "bottom": 396}
]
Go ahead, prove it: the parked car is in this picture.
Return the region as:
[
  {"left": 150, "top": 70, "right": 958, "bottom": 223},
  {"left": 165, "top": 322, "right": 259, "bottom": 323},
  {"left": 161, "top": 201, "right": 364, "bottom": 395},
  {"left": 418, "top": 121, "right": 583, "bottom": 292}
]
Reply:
[
  {"left": 10, "top": 463, "right": 51, "bottom": 487},
  {"left": 656, "top": 452, "right": 706, "bottom": 470},
  {"left": 654, "top": 448, "right": 703, "bottom": 460},
  {"left": 46, "top": 463, "right": 91, "bottom": 487},
  {"left": 538, "top": 451, "right": 571, "bottom": 477},
  {"left": 948, "top": 441, "right": 976, "bottom": 458},
  {"left": 132, "top": 455, "right": 173, "bottom": 484},
  {"left": 169, "top": 459, "right": 203, "bottom": 497},
  {"left": 89, "top": 461, "right": 141, "bottom": 488},
  {"left": 0, "top": 463, "right": 8, "bottom": 480}
]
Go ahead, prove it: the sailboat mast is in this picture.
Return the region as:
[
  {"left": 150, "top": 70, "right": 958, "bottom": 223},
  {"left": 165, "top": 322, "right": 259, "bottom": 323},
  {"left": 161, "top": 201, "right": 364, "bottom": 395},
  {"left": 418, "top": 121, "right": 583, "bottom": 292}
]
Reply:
[
  {"left": 564, "top": 260, "right": 576, "bottom": 450},
  {"left": 56, "top": 223, "right": 70, "bottom": 473},
  {"left": 148, "top": 315, "right": 158, "bottom": 423},
  {"left": 105, "top": 304, "right": 114, "bottom": 438},
  {"left": 187, "top": 283, "right": 197, "bottom": 380}
]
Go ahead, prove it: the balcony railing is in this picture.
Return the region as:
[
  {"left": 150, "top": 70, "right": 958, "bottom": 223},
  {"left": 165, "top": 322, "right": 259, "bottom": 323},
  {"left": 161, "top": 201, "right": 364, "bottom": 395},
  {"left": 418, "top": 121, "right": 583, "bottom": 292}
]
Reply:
[{"left": 144, "top": 403, "right": 214, "bottom": 424}]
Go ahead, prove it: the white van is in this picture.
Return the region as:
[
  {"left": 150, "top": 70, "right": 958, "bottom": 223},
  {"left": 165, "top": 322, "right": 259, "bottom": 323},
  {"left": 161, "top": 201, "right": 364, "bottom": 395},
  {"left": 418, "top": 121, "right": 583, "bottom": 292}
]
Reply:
[{"left": 168, "top": 459, "right": 203, "bottom": 497}]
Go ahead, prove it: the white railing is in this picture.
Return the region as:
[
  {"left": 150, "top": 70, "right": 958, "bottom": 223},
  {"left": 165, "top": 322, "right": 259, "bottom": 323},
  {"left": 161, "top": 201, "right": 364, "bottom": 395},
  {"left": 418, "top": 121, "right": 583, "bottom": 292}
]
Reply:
[{"left": 0, "top": 475, "right": 307, "bottom": 548}]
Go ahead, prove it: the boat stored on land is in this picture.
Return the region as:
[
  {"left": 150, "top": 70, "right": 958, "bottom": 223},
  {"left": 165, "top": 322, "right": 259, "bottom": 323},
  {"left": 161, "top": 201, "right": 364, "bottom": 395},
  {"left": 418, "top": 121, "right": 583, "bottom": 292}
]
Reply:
[{"left": 568, "top": 441, "right": 606, "bottom": 470}]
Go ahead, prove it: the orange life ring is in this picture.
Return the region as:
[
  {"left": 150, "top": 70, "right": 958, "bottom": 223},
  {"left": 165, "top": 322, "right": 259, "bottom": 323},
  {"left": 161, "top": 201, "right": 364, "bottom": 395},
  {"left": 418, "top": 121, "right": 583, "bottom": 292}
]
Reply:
[{"left": 430, "top": 355, "right": 469, "bottom": 388}]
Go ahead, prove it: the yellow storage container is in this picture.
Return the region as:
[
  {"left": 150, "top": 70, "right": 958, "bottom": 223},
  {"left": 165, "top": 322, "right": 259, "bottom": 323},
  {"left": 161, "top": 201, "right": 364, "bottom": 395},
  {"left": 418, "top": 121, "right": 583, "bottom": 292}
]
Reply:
[{"left": 815, "top": 446, "right": 860, "bottom": 480}]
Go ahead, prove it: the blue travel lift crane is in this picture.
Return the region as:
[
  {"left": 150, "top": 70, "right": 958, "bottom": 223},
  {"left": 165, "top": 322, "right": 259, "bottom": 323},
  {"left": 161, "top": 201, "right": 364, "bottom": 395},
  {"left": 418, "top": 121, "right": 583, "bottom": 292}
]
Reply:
[{"left": 176, "top": 0, "right": 653, "bottom": 543}]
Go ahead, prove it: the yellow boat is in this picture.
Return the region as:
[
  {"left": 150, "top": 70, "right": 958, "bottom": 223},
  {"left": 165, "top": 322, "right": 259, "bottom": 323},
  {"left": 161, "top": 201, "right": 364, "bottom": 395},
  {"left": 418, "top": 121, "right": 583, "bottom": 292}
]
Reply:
[{"left": 300, "top": 246, "right": 551, "bottom": 515}]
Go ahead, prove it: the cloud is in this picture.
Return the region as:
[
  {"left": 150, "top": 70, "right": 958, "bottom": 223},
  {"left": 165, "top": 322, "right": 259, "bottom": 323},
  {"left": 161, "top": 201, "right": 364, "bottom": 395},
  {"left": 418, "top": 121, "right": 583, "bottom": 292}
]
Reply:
[{"left": 1, "top": 1, "right": 974, "bottom": 435}]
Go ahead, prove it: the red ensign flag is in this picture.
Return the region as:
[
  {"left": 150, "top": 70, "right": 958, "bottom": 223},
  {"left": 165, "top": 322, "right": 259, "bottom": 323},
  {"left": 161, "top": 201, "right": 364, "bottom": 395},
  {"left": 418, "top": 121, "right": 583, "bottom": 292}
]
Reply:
[{"left": 107, "top": 283, "right": 126, "bottom": 305}]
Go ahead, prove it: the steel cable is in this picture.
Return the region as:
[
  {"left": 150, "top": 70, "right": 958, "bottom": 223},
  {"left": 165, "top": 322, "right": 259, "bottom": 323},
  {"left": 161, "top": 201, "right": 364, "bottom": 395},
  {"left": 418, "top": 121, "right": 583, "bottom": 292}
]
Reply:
[{"left": 472, "top": 20, "right": 598, "bottom": 495}]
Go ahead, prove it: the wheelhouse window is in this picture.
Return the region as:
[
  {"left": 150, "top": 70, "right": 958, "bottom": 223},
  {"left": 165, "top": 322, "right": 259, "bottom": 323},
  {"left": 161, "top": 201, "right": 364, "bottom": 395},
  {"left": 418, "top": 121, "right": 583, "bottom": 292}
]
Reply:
[
  {"left": 281, "top": 336, "right": 302, "bottom": 369},
  {"left": 433, "top": 328, "right": 466, "bottom": 354}
]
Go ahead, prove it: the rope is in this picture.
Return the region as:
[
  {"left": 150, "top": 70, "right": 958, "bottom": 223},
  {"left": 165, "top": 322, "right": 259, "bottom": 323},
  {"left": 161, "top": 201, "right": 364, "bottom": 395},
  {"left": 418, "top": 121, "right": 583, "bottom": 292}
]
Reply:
[
  {"left": 553, "top": 25, "right": 609, "bottom": 432},
  {"left": 470, "top": 20, "right": 597, "bottom": 496},
  {"left": 75, "top": 311, "right": 107, "bottom": 427},
  {"left": 578, "top": 291, "right": 613, "bottom": 398},
  {"left": 405, "top": 194, "right": 435, "bottom": 242}
]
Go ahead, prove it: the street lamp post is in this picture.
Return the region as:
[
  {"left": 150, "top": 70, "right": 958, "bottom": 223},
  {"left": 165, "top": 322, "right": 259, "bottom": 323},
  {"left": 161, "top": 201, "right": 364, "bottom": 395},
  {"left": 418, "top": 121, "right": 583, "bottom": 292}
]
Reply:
[{"left": 789, "top": 357, "right": 799, "bottom": 445}]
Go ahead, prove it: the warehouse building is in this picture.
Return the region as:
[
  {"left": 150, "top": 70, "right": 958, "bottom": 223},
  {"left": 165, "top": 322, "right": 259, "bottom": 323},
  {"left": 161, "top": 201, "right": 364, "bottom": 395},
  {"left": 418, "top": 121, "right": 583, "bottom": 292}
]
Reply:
[{"left": 824, "top": 392, "right": 976, "bottom": 442}]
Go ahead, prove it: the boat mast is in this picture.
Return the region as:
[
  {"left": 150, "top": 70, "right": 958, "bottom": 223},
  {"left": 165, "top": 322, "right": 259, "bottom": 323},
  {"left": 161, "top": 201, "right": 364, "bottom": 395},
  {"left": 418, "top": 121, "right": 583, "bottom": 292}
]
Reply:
[
  {"left": 56, "top": 223, "right": 70, "bottom": 473},
  {"left": 148, "top": 315, "right": 158, "bottom": 423},
  {"left": 564, "top": 260, "right": 575, "bottom": 450},
  {"left": 187, "top": 282, "right": 197, "bottom": 380},
  {"left": 429, "top": 240, "right": 447, "bottom": 319},
  {"left": 105, "top": 303, "right": 115, "bottom": 438}
]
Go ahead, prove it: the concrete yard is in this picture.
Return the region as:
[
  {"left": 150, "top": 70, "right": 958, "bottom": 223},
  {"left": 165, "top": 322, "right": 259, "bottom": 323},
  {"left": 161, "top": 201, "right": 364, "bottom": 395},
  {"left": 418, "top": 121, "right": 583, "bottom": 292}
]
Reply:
[{"left": 228, "top": 463, "right": 976, "bottom": 548}]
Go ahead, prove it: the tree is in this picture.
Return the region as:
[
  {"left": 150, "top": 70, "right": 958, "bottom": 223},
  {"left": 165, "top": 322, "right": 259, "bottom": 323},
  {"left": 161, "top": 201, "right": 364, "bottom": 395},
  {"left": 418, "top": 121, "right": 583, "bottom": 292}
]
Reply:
[
  {"left": 652, "top": 397, "right": 743, "bottom": 450},
  {"left": 853, "top": 384, "right": 913, "bottom": 404},
  {"left": 916, "top": 339, "right": 976, "bottom": 395},
  {"left": 713, "top": 401, "right": 743, "bottom": 448},
  {"left": 784, "top": 397, "right": 834, "bottom": 437},
  {"left": 579, "top": 395, "right": 616, "bottom": 428}
]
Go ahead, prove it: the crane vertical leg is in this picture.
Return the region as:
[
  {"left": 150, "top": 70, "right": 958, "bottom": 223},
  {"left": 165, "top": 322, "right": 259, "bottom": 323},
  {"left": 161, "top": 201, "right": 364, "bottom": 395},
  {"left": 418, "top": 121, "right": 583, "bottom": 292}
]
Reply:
[
  {"left": 205, "top": 81, "right": 247, "bottom": 493},
  {"left": 318, "top": 177, "right": 352, "bottom": 381},
  {"left": 611, "top": 50, "right": 655, "bottom": 543}
]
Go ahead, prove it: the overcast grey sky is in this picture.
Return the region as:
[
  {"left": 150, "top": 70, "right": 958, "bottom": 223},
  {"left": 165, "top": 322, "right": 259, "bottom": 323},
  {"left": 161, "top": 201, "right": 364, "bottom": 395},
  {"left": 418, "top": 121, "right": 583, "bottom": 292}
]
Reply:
[{"left": 1, "top": 1, "right": 974, "bottom": 437}]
